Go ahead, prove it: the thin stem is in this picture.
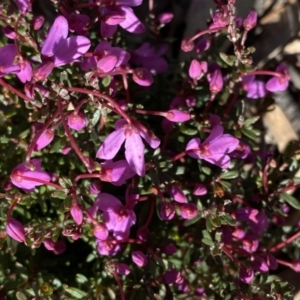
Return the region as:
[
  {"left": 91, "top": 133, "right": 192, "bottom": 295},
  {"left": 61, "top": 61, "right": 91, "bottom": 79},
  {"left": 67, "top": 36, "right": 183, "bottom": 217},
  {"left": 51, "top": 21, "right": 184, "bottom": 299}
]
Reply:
[
  {"left": 67, "top": 87, "right": 132, "bottom": 124},
  {"left": 0, "top": 78, "right": 32, "bottom": 102},
  {"left": 74, "top": 173, "right": 101, "bottom": 184},
  {"left": 273, "top": 183, "right": 300, "bottom": 196},
  {"left": 270, "top": 230, "right": 300, "bottom": 253},
  {"left": 7, "top": 195, "right": 23, "bottom": 218},
  {"left": 134, "top": 108, "right": 166, "bottom": 117},
  {"left": 122, "top": 74, "right": 130, "bottom": 103},
  {"left": 276, "top": 258, "right": 292, "bottom": 268},
  {"left": 171, "top": 151, "right": 187, "bottom": 162},
  {"left": 144, "top": 198, "right": 155, "bottom": 228},
  {"left": 58, "top": 97, "right": 93, "bottom": 172},
  {"left": 189, "top": 26, "right": 227, "bottom": 43},
  {"left": 241, "top": 70, "right": 282, "bottom": 78},
  {"left": 113, "top": 271, "right": 125, "bottom": 300}
]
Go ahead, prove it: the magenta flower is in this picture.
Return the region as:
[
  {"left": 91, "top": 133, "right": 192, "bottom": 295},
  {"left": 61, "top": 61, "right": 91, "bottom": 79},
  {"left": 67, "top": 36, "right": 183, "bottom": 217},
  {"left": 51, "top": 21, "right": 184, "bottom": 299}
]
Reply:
[
  {"left": 186, "top": 125, "right": 239, "bottom": 168},
  {"left": 81, "top": 41, "right": 130, "bottom": 73},
  {"left": 158, "top": 13, "right": 174, "bottom": 25},
  {"left": 117, "top": 263, "right": 131, "bottom": 275},
  {"left": 242, "top": 75, "right": 266, "bottom": 99},
  {"left": 131, "top": 43, "right": 168, "bottom": 73},
  {"left": 165, "top": 109, "right": 190, "bottom": 123},
  {"left": 162, "top": 269, "right": 184, "bottom": 284},
  {"left": 252, "top": 256, "right": 269, "bottom": 273},
  {"left": 132, "top": 68, "right": 154, "bottom": 86},
  {"left": 34, "top": 128, "right": 54, "bottom": 151},
  {"left": 10, "top": 159, "right": 51, "bottom": 192},
  {"left": 99, "top": 160, "right": 136, "bottom": 186},
  {"left": 266, "top": 63, "right": 290, "bottom": 92},
  {"left": 160, "top": 203, "right": 175, "bottom": 220},
  {"left": 97, "top": 237, "right": 121, "bottom": 256},
  {"left": 193, "top": 183, "right": 207, "bottom": 196},
  {"left": 70, "top": 203, "right": 83, "bottom": 225},
  {"left": 6, "top": 218, "right": 25, "bottom": 243},
  {"left": 162, "top": 244, "right": 177, "bottom": 255},
  {"left": 68, "top": 13, "right": 90, "bottom": 35},
  {"left": 209, "top": 7, "right": 230, "bottom": 29},
  {"left": 68, "top": 112, "right": 87, "bottom": 131},
  {"left": 0, "top": 44, "right": 20, "bottom": 77},
  {"left": 208, "top": 67, "right": 223, "bottom": 94},
  {"left": 99, "top": 1, "right": 144, "bottom": 38},
  {"left": 132, "top": 250, "right": 148, "bottom": 267},
  {"left": 93, "top": 223, "right": 109, "bottom": 240},
  {"left": 89, "top": 192, "right": 136, "bottom": 240},
  {"left": 31, "top": 15, "right": 45, "bottom": 30},
  {"left": 41, "top": 16, "right": 91, "bottom": 67},
  {"left": 96, "top": 119, "right": 160, "bottom": 176}
]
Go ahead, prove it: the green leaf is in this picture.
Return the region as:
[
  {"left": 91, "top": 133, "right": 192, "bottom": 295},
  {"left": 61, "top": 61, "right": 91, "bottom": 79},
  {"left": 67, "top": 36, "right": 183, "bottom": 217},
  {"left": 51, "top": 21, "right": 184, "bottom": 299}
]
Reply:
[
  {"left": 102, "top": 76, "right": 111, "bottom": 87},
  {"left": 243, "top": 116, "right": 260, "bottom": 127},
  {"left": 219, "top": 170, "right": 239, "bottom": 180},
  {"left": 16, "top": 292, "right": 27, "bottom": 300},
  {"left": 91, "top": 110, "right": 101, "bottom": 127},
  {"left": 65, "top": 287, "right": 87, "bottom": 299},
  {"left": 280, "top": 193, "right": 300, "bottom": 210},
  {"left": 219, "top": 52, "right": 236, "bottom": 66},
  {"left": 241, "top": 128, "right": 258, "bottom": 141}
]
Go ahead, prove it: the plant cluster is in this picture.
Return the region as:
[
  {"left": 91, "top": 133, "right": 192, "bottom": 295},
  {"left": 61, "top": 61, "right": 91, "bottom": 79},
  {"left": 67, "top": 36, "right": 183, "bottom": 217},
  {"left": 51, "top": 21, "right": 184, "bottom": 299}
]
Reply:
[{"left": 0, "top": 0, "right": 299, "bottom": 299}]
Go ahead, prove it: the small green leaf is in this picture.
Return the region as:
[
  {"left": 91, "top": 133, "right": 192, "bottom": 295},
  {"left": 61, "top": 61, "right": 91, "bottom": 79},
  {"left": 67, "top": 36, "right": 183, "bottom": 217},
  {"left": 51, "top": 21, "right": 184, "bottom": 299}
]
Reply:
[
  {"left": 91, "top": 110, "right": 101, "bottom": 126},
  {"left": 243, "top": 116, "right": 260, "bottom": 127},
  {"left": 280, "top": 193, "right": 300, "bottom": 210},
  {"left": 219, "top": 52, "right": 236, "bottom": 66},
  {"left": 241, "top": 128, "right": 258, "bottom": 141},
  {"left": 102, "top": 76, "right": 111, "bottom": 87},
  {"left": 65, "top": 287, "right": 87, "bottom": 299},
  {"left": 16, "top": 291, "right": 27, "bottom": 300},
  {"left": 219, "top": 170, "right": 239, "bottom": 180}
]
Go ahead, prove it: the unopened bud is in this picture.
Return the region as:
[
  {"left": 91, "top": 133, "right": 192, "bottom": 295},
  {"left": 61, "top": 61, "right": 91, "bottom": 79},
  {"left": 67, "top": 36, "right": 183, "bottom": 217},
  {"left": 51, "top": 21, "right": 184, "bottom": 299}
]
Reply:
[
  {"left": 166, "top": 109, "right": 191, "bottom": 123},
  {"left": 243, "top": 10, "right": 257, "bottom": 32},
  {"left": 6, "top": 218, "right": 25, "bottom": 243}
]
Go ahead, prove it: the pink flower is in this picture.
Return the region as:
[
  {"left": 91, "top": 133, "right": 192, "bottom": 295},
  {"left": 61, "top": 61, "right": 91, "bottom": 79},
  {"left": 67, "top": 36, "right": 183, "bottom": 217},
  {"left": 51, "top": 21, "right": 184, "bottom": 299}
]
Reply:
[
  {"left": 186, "top": 125, "right": 239, "bottom": 168},
  {"left": 68, "top": 112, "right": 87, "bottom": 131},
  {"left": 252, "top": 256, "right": 269, "bottom": 273},
  {"left": 117, "top": 263, "right": 130, "bottom": 275},
  {"left": 34, "top": 128, "right": 54, "bottom": 151},
  {"left": 81, "top": 41, "right": 130, "bottom": 73},
  {"left": 131, "top": 43, "right": 168, "bottom": 73},
  {"left": 193, "top": 184, "right": 207, "bottom": 196},
  {"left": 99, "top": 160, "right": 136, "bottom": 186},
  {"left": 17, "top": 60, "right": 33, "bottom": 83},
  {"left": 160, "top": 203, "right": 175, "bottom": 220},
  {"left": 97, "top": 238, "right": 121, "bottom": 256},
  {"left": 93, "top": 223, "right": 109, "bottom": 240},
  {"left": 158, "top": 13, "right": 174, "bottom": 25},
  {"left": 99, "top": 1, "right": 144, "bottom": 38},
  {"left": 162, "top": 269, "right": 183, "bottom": 284},
  {"left": 70, "top": 203, "right": 83, "bottom": 225},
  {"left": 68, "top": 13, "right": 90, "bottom": 34},
  {"left": 132, "top": 250, "right": 148, "bottom": 267},
  {"left": 266, "top": 63, "right": 290, "bottom": 92},
  {"left": 31, "top": 15, "right": 45, "bottom": 30},
  {"left": 15, "top": 0, "right": 31, "bottom": 14},
  {"left": 96, "top": 119, "right": 160, "bottom": 176},
  {"left": 208, "top": 67, "right": 223, "bottom": 94},
  {"left": 89, "top": 193, "right": 136, "bottom": 240},
  {"left": 6, "top": 218, "right": 25, "bottom": 243},
  {"left": 41, "top": 16, "right": 91, "bottom": 67},
  {"left": 209, "top": 7, "right": 230, "bottom": 29},
  {"left": 10, "top": 159, "right": 51, "bottom": 192},
  {"left": 132, "top": 68, "right": 154, "bottom": 86},
  {"left": 242, "top": 75, "right": 266, "bottom": 99}
]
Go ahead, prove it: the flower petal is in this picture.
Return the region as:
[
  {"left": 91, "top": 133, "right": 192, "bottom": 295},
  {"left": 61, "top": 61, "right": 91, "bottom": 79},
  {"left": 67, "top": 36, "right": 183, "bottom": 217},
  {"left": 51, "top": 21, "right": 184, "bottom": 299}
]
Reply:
[
  {"left": 204, "top": 153, "right": 231, "bottom": 168},
  {"left": 41, "top": 16, "right": 68, "bottom": 57},
  {"left": 204, "top": 125, "right": 224, "bottom": 145},
  {"left": 186, "top": 138, "right": 202, "bottom": 159},
  {"left": 95, "top": 193, "right": 123, "bottom": 211},
  {"left": 125, "top": 132, "right": 145, "bottom": 176},
  {"left": 209, "top": 134, "right": 239, "bottom": 154},
  {"left": 100, "top": 22, "right": 117, "bottom": 38},
  {"left": 119, "top": 7, "right": 145, "bottom": 34},
  {"left": 96, "top": 128, "right": 125, "bottom": 160}
]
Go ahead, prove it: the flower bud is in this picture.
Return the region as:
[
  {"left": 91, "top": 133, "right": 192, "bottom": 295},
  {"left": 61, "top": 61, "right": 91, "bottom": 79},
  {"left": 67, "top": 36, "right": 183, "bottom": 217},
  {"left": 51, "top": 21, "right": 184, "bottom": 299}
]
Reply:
[
  {"left": 132, "top": 68, "right": 153, "bottom": 86},
  {"left": 6, "top": 218, "right": 25, "bottom": 243},
  {"left": 70, "top": 203, "right": 83, "bottom": 225},
  {"left": 189, "top": 60, "right": 207, "bottom": 79},
  {"left": 290, "top": 260, "right": 300, "bottom": 272},
  {"left": 193, "top": 183, "right": 207, "bottom": 196},
  {"left": 252, "top": 256, "right": 269, "bottom": 273},
  {"left": 166, "top": 109, "right": 191, "bottom": 123},
  {"left": 53, "top": 240, "right": 66, "bottom": 255},
  {"left": 132, "top": 251, "right": 148, "bottom": 267},
  {"left": 34, "top": 129, "right": 54, "bottom": 151},
  {"left": 3, "top": 26, "right": 17, "bottom": 39},
  {"left": 179, "top": 203, "right": 198, "bottom": 219},
  {"left": 243, "top": 10, "right": 257, "bottom": 31},
  {"left": 181, "top": 38, "right": 194, "bottom": 52},
  {"left": 31, "top": 15, "right": 45, "bottom": 30},
  {"left": 209, "top": 69, "right": 223, "bottom": 94},
  {"left": 68, "top": 111, "right": 87, "bottom": 131},
  {"left": 162, "top": 244, "right": 177, "bottom": 255},
  {"left": 163, "top": 269, "right": 183, "bottom": 284},
  {"left": 168, "top": 185, "right": 187, "bottom": 203},
  {"left": 97, "top": 55, "right": 118, "bottom": 73},
  {"left": 160, "top": 203, "right": 175, "bottom": 220},
  {"left": 158, "top": 13, "right": 174, "bottom": 24},
  {"left": 44, "top": 238, "right": 55, "bottom": 251},
  {"left": 239, "top": 265, "right": 254, "bottom": 283},
  {"left": 117, "top": 263, "right": 130, "bottom": 275},
  {"left": 137, "top": 227, "right": 149, "bottom": 241}
]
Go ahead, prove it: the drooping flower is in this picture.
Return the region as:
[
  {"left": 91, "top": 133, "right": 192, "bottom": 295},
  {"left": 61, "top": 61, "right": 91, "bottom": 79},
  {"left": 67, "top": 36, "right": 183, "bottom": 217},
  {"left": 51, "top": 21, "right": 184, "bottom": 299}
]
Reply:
[
  {"left": 6, "top": 218, "right": 25, "bottom": 243},
  {"left": 186, "top": 125, "right": 239, "bottom": 168},
  {"left": 132, "top": 68, "right": 154, "bottom": 86},
  {"left": 88, "top": 193, "right": 136, "bottom": 240},
  {"left": 131, "top": 43, "right": 168, "bottom": 73},
  {"left": 193, "top": 183, "right": 207, "bottom": 196},
  {"left": 67, "top": 112, "right": 87, "bottom": 131},
  {"left": 163, "top": 269, "right": 184, "bottom": 284},
  {"left": 15, "top": 0, "right": 31, "bottom": 14},
  {"left": 41, "top": 15, "right": 91, "bottom": 67},
  {"left": 243, "top": 10, "right": 257, "bottom": 32},
  {"left": 81, "top": 41, "right": 130, "bottom": 73},
  {"left": 160, "top": 203, "right": 175, "bottom": 220},
  {"left": 179, "top": 203, "right": 198, "bottom": 219},
  {"left": 33, "top": 127, "right": 55, "bottom": 151},
  {"left": 96, "top": 119, "right": 160, "bottom": 176},
  {"left": 158, "top": 13, "right": 174, "bottom": 25},
  {"left": 97, "top": 238, "right": 120, "bottom": 256},
  {"left": 265, "top": 63, "right": 290, "bottom": 92},
  {"left": 239, "top": 265, "right": 254, "bottom": 284},
  {"left": 168, "top": 185, "right": 187, "bottom": 203},
  {"left": 189, "top": 60, "right": 207, "bottom": 79},
  {"left": 70, "top": 202, "right": 83, "bottom": 225},
  {"left": 117, "top": 263, "right": 131, "bottom": 275},
  {"left": 208, "top": 67, "right": 223, "bottom": 94},
  {"left": 242, "top": 75, "right": 266, "bottom": 99},
  {"left": 10, "top": 159, "right": 51, "bottom": 192}
]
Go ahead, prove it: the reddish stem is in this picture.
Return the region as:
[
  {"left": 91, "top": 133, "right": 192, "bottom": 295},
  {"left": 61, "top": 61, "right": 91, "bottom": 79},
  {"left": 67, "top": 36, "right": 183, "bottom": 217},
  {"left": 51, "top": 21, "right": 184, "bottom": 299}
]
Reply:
[
  {"left": 241, "top": 70, "right": 283, "bottom": 78},
  {"left": 112, "top": 271, "right": 125, "bottom": 300},
  {"left": 188, "top": 26, "right": 227, "bottom": 43},
  {"left": 270, "top": 230, "right": 300, "bottom": 253},
  {"left": 0, "top": 78, "right": 32, "bottom": 102},
  {"left": 18, "top": 175, "right": 65, "bottom": 190}
]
